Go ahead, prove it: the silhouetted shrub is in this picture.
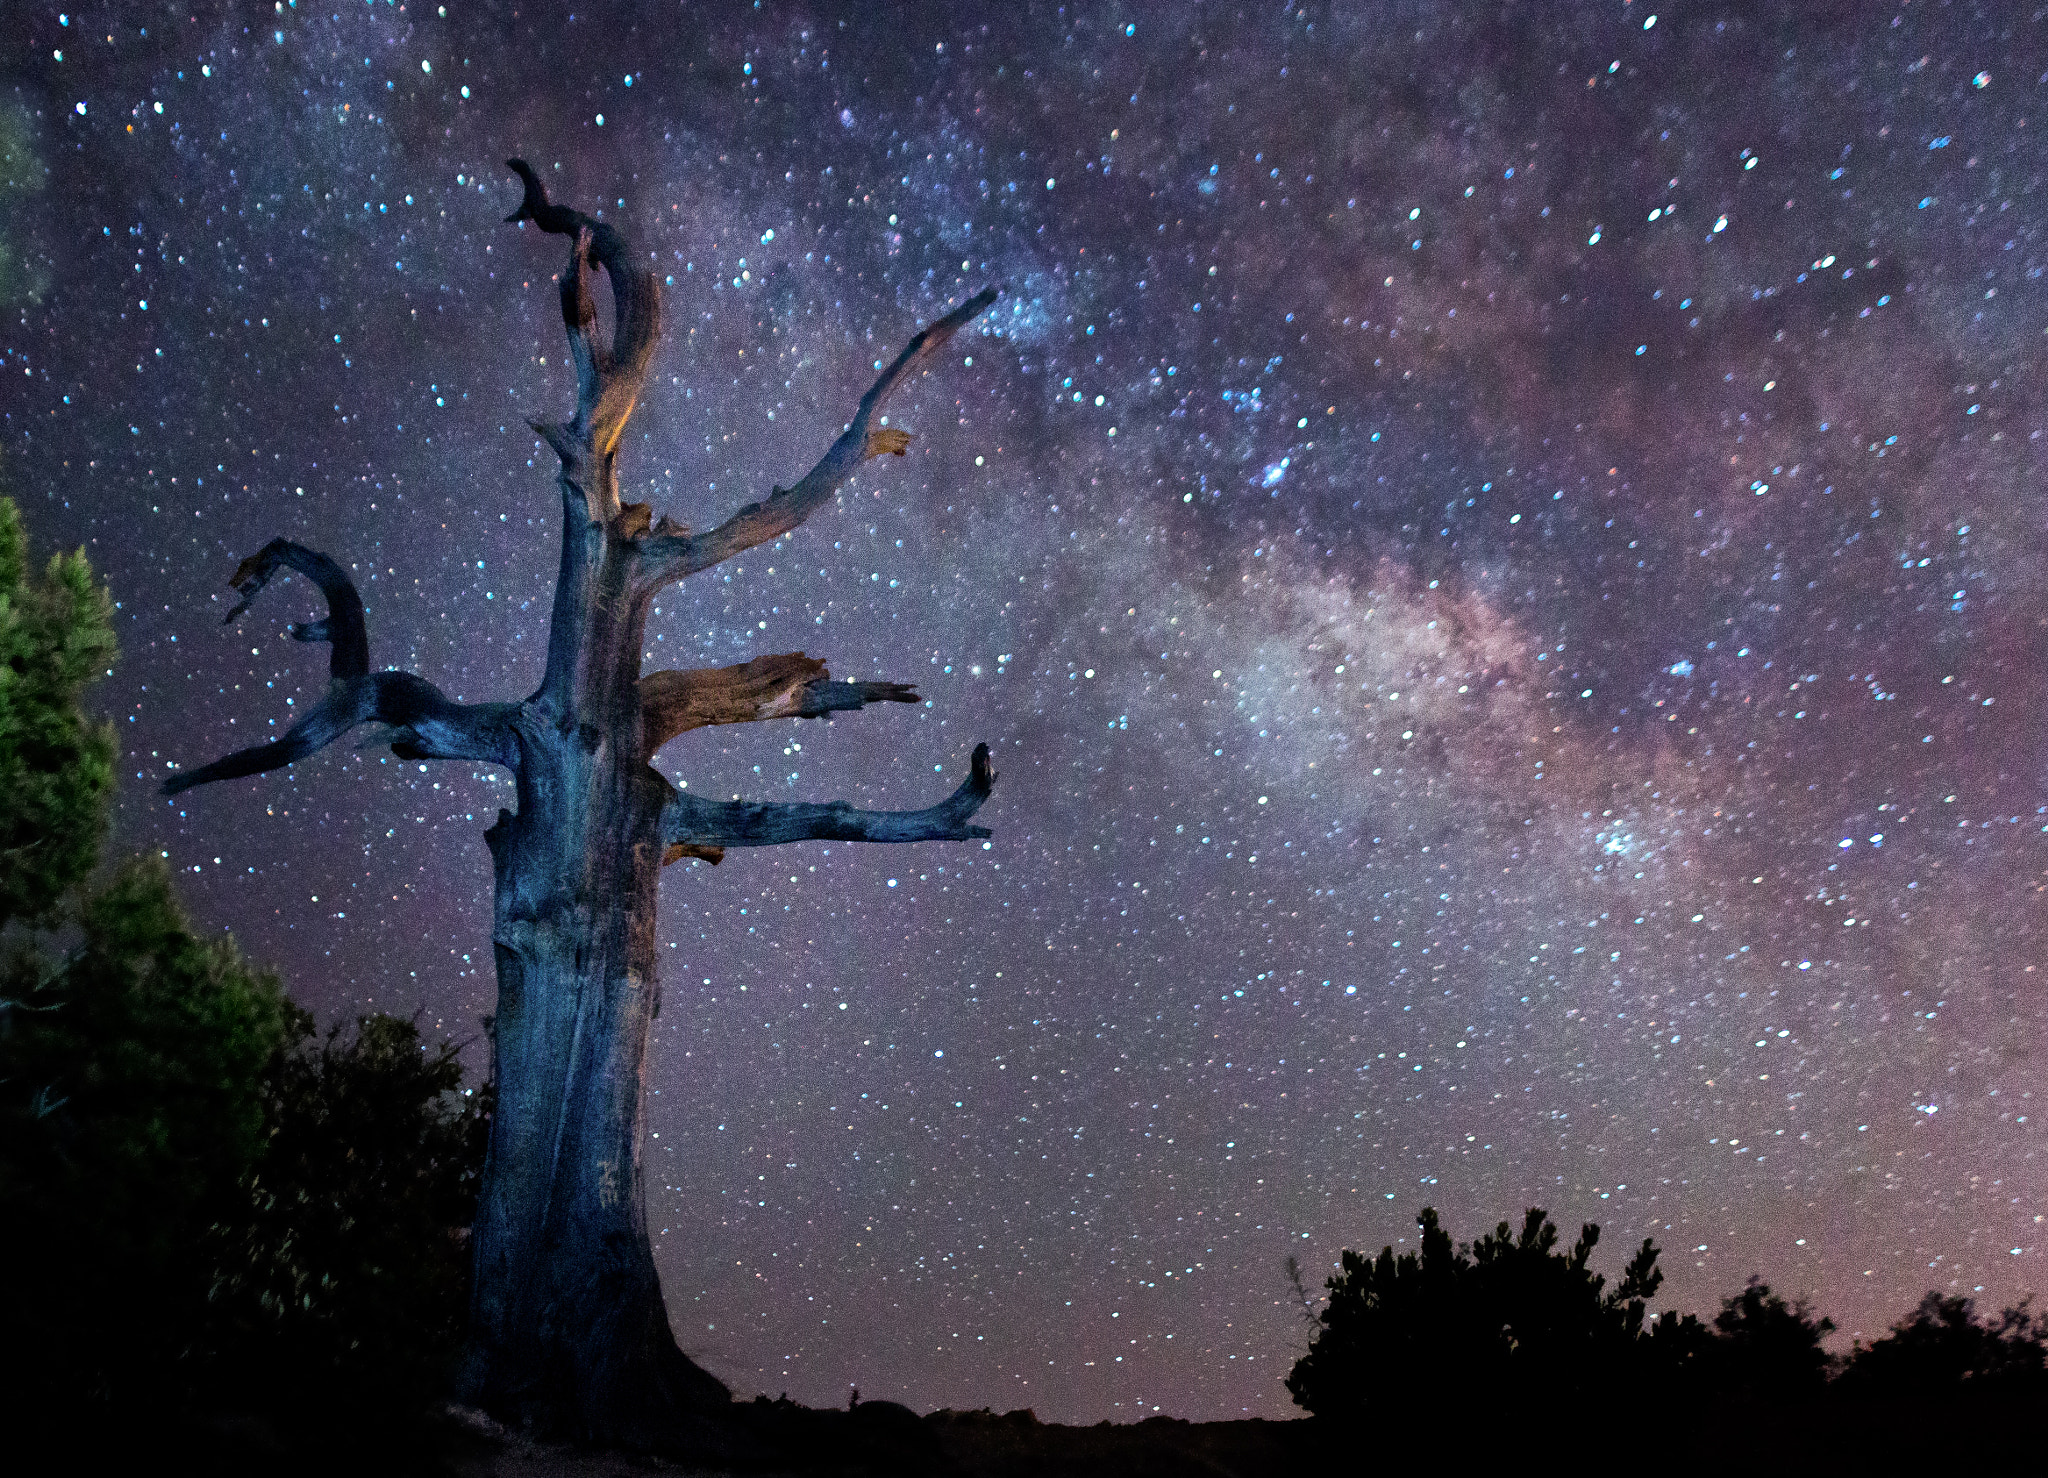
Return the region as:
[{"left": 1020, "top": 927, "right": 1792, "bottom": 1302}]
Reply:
[
  {"left": 0, "top": 502, "right": 295, "bottom": 1431},
  {"left": 1, "top": 855, "right": 293, "bottom": 1419},
  {"left": 204, "top": 1009, "right": 491, "bottom": 1424},
  {"left": 1838, "top": 1292, "right": 2048, "bottom": 1400},
  {"left": 4, "top": 920, "right": 486, "bottom": 1443},
  {"left": 1279, "top": 1200, "right": 2048, "bottom": 1463},
  {"left": 0, "top": 496, "right": 486, "bottom": 1452},
  {"left": 1705, "top": 1277, "right": 1835, "bottom": 1398},
  {"left": 1285, "top": 1206, "right": 1665, "bottom": 1421}
]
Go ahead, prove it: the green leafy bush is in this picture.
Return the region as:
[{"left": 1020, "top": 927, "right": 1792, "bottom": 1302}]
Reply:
[{"left": 0, "top": 496, "right": 116, "bottom": 928}]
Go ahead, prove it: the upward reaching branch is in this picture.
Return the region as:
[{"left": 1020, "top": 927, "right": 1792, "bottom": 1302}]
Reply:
[
  {"left": 506, "top": 160, "right": 667, "bottom": 721},
  {"left": 507, "top": 158, "right": 661, "bottom": 522},
  {"left": 222, "top": 540, "right": 370, "bottom": 680},
  {"left": 634, "top": 286, "right": 999, "bottom": 595}
]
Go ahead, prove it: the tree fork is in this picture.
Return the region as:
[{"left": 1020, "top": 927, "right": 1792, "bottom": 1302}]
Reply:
[{"left": 167, "top": 160, "right": 999, "bottom": 1448}]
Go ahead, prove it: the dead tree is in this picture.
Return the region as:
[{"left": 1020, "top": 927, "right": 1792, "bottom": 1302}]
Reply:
[{"left": 168, "top": 160, "right": 998, "bottom": 1444}]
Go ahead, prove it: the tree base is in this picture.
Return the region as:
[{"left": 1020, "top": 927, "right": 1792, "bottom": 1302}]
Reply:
[
  {"left": 460, "top": 1333, "right": 746, "bottom": 1451},
  {"left": 464, "top": 1371, "right": 951, "bottom": 1475}
]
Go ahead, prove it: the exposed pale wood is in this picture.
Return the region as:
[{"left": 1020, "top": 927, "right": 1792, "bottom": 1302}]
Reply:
[
  {"left": 638, "top": 652, "right": 917, "bottom": 756},
  {"left": 505, "top": 158, "right": 660, "bottom": 508},
  {"left": 662, "top": 842, "right": 725, "bottom": 867}
]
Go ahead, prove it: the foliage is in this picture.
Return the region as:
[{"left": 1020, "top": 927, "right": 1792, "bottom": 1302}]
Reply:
[
  {"left": 4, "top": 865, "right": 486, "bottom": 1432},
  {"left": 1285, "top": 1203, "right": 2048, "bottom": 1442},
  {"left": 2, "top": 857, "right": 294, "bottom": 1410},
  {"left": 206, "top": 1009, "right": 491, "bottom": 1416},
  {"left": 0, "top": 495, "right": 287, "bottom": 1414},
  {"left": 1705, "top": 1276, "right": 1835, "bottom": 1397},
  {"left": 1837, "top": 1292, "right": 2048, "bottom": 1399},
  {"left": 0, "top": 495, "right": 115, "bottom": 928},
  {"left": 1284, "top": 1206, "right": 1666, "bottom": 1420}
]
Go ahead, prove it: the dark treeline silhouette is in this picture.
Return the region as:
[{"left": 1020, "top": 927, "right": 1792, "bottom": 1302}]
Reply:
[
  {"left": 1285, "top": 1206, "right": 1669, "bottom": 1419},
  {"left": 1288, "top": 1206, "right": 2048, "bottom": 1466},
  {"left": 7, "top": 994, "right": 489, "bottom": 1465},
  {"left": 0, "top": 498, "right": 486, "bottom": 1467}
]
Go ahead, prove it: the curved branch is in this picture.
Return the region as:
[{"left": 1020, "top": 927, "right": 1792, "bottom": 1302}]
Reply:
[
  {"left": 507, "top": 159, "right": 661, "bottom": 514},
  {"left": 661, "top": 743, "right": 996, "bottom": 860},
  {"left": 639, "top": 652, "right": 918, "bottom": 756},
  {"left": 164, "top": 672, "right": 520, "bottom": 796},
  {"left": 222, "top": 539, "right": 369, "bottom": 680},
  {"left": 167, "top": 541, "right": 521, "bottom": 795},
  {"left": 163, "top": 685, "right": 371, "bottom": 795},
  {"left": 635, "top": 286, "right": 999, "bottom": 592}
]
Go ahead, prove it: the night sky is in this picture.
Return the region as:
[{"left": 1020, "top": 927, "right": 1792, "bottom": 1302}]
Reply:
[{"left": 6, "top": 0, "right": 2046, "bottom": 1423}]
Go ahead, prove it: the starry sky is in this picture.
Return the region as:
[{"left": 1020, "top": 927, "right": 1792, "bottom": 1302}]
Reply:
[{"left": 5, "top": 0, "right": 2046, "bottom": 1424}]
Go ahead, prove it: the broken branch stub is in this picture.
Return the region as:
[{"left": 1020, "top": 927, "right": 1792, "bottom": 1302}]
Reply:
[{"left": 638, "top": 652, "right": 919, "bottom": 756}]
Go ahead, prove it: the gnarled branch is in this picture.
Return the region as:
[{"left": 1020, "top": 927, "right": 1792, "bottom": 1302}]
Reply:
[
  {"left": 507, "top": 159, "right": 661, "bottom": 519},
  {"left": 639, "top": 652, "right": 917, "bottom": 757},
  {"left": 223, "top": 540, "right": 369, "bottom": 680},
  {"left": 164, "top": 546, "right": 520, "bottom": 795},
  {"left": 660, "top": 743, "right": 996, "bottom": 861},
  {"left": 634, "top": 286, "right": 999, "bottom": 594}
]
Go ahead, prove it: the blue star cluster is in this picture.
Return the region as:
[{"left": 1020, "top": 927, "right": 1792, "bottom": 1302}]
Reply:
[{"left": 4, "top": 0, "right": 2044, "bottom": 1423}]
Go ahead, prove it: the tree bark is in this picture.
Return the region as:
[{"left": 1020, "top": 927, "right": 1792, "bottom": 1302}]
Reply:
[
  {"left": 168, "top": 160, "right": 998, "bottom": 1447},
  {"left": 465, "top": 685, "right": 717, "bottom": 1441}
]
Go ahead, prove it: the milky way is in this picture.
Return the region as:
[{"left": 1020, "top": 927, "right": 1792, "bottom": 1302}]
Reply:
[{"left": 5, "top": 0, "right": 2045, "bottom": 1422}]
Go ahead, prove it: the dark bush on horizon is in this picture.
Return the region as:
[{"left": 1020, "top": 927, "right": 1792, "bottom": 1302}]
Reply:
[
  {"left": 1836, "top": 1292, "right": 2048, "bottom": 1401},
  {"left": 0, "top": 494, "right": 294, "bottom": 1420},
  {"left": 1, "top": 856, "right": 293, "bottom": 1416},
  {"left": 1285, "top": 1207, "right": 1853, "bottom": 1423},
  {"left": 204, "top": 1009, "right": 492, "bottom": 1423},
  {"left": 1287, "top": 1205, "right": 2048, "bottom": 1433},
  {"left": 1701, "top": 1276, "right": 1836, "bottom": 1398},
  {"left": 5, "top": 912, "right": 488, "bottom": 1438},
  {"left": 1284, "top": 1206, "right": 1667, "bottom": 1420}
]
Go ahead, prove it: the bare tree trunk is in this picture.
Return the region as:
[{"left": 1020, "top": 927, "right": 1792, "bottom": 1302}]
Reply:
[
  {"left": 168, "top": 160, "right": 998, "bottom": 1448},
  {"left": 466, "top": 691, "right": 725, "bottom": 1440}
]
